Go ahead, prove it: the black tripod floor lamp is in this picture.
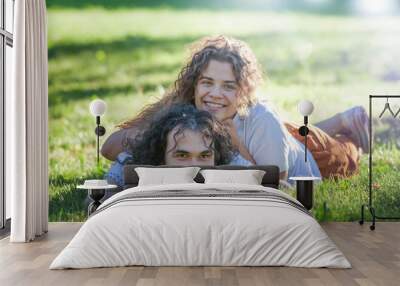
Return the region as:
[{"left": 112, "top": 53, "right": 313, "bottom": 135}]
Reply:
[{"left": 89, "top": 99, "right": 107, "bottom": 165}]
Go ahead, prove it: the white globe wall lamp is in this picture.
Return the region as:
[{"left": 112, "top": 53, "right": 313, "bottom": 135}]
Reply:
[
  {"left": 89, "top": 99, "right": 107, "bottom": 165},
  {"left": 297, "top": 100, "right": 314, "bottom": 163}
]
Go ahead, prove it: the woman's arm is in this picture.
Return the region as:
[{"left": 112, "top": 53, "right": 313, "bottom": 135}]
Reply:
[
  {"left": 101, "top": 127, "right": 139, "bottom": 161},
  {"left": 223, "top": 119, "right": 256, "bottom": 165},
  {"left": 235, "top": 141, "right": 256, "bottom": 164}
]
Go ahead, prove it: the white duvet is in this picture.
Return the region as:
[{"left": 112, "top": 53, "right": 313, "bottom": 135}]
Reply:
[{"left": 50, "top": 183, "right": 351, "bottom": 269}]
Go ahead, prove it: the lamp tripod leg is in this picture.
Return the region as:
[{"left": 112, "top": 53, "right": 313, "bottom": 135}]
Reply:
[
  {"left": 359, "top": 204, "right": 366, "bottom": 225},
  {"left": 370, "top": 207, "right": 376, "bottom": 231}
]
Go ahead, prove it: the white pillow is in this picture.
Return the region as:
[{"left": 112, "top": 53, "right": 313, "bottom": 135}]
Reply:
[
  {"left": 135, "top": 167, "right": 201, "bottom": 186},
  {"left": 200, "top": 169, "right": 266, "bottom": 185}
]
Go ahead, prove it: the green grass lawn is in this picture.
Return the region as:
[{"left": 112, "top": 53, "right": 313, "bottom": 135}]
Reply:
[{"left": 48, "top": 6, "right": 400, "bottom": 222}]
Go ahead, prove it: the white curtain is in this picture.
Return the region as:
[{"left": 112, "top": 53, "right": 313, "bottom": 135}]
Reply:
[{"left": 8, "top": 0, "right": 48, "bottom": 242}]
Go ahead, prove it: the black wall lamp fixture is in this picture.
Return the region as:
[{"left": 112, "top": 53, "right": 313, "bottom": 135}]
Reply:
[
  {"left": 288, "top": 100, "right": 320, "bottom": 211},
  {"left": 89, "top": 99, "right": 107, "bottom": 165},
  {"left": 297, "top": 100, "right": 314, "bottom": 163}
]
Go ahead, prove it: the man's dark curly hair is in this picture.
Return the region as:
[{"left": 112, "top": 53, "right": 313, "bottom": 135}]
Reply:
[{"left": 125, "top": 104, "right": 236, "bottom": 165}]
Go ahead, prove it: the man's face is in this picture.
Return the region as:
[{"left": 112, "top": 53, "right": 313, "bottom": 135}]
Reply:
[
  {"left": 164, "top": 127, "right": 215, "bottom": 166},
  {"left": 194, "top": 60, "right": 239, "bottom": 122}
]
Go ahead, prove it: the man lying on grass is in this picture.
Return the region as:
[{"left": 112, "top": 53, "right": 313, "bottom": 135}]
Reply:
[{"left": 105, "top": 104, "right": 248, "bottom": 187}]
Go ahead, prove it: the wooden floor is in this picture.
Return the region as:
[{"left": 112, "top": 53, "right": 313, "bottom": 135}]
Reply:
[{"left": 0, "top": 222, "right": 399, "bottom": 286}]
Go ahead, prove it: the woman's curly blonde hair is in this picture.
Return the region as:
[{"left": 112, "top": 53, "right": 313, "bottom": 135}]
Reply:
[{"left": 118, "top": 35, "right": 262, "bottom": 129}]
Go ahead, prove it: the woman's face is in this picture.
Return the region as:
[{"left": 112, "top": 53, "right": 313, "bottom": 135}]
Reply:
[
  {"left": 194, "top": 60, "right": 239, "bottom": 122},
  {"left": 164, "top": 127, "right": 215, "bottom": 166}
]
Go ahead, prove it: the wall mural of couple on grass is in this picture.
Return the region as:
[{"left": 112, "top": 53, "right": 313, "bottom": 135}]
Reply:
[
  {"left": 48, "top": 1, "right": 400, "bottom": 222},
  {"left": 102, "top": 35, "right": 369, "bottom": 190}
]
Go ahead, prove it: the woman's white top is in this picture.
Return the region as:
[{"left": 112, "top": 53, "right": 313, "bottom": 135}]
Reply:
[{"left": 233, "top": 102, "right": 321, "bottom": 184}]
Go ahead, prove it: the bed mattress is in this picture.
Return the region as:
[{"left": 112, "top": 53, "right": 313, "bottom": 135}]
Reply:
[{"left": 50, "top": 183, "right": 350, "bottom": 269}]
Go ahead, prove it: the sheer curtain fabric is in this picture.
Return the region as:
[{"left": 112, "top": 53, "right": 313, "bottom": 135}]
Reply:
[{"left": 8, "top": 0, "right": 48, "bottom": 242}]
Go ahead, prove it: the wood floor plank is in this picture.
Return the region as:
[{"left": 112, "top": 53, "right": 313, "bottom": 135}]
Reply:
[
  {"left": 0, "top": 222, "right": 399, "bottom": 286},
  {"left": 204, "top": 267, "right": 221, "bottom": 279}
]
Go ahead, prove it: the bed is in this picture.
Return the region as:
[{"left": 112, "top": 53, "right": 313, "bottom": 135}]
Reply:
[{"left": 50, "top": 165, "right": 350, "bottom": 269}]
